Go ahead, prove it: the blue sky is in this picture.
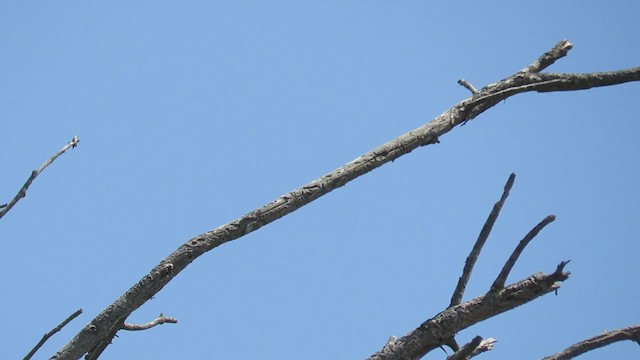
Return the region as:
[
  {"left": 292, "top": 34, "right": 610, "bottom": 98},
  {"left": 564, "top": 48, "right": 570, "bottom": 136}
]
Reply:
[{"left": 1, "top": 2, "right": 639, "bottom": 359}]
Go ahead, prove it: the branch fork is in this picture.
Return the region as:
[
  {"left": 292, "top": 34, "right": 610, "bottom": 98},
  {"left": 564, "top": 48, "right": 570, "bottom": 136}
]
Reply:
[{"left": 368, "top": 173, "right": 569, "bottom": 359}]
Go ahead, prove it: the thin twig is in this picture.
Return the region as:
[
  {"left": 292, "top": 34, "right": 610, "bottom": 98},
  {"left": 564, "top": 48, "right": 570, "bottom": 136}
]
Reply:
[
  {"left": 458, "top": 79, "right": 478, "bottom": 94},
  {"left": 543, "top": 324, "right": 640, "bottom": 360},
  {"left": 23, "top": 309, "right": 82, "bottom": 360},
  {"left": 450, "top": 173, "right": 516, "bottom": 307},
  {"left": 491, "top": 215, "right": 556, "bottom": 291},
  {"left": 122, "top": 313, "right": 178, "bottom": 331},
  {"left": 0, "top": 135, "right": 79, "bottom": 220}
]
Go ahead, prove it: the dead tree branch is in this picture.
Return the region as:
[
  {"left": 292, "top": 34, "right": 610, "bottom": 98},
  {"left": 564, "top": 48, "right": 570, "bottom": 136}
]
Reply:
[
  {"left": 543, "top": 325, "right": 640, "bottom": 360},
  {"left": 122, "top": 313, "right": 178, "bottom": 331},
  {"left": 1, "top": 135, "right": 79, "bottom": 220},
  {"left": 491, "top": 215, "right": 556, "bottom": 291},
  {"left": 52, "top": 40, "right": 640, "bottom": 359},
  {"left": 23, "top": 309, "right": 82, "bottom": 360},
  {"left": 368, "top": 176, "right": 567, "bottom": 360},
  {"left": 519, "top": 39, "right": 573, "bottom": 73},
  {"left": 83, "top": 314, "right": 176, "bottom": 360},
  {"left": 368, "top": 262, "right": 570, "bottom": 360},
  {"left": 447, "top": 336, "right": 496, "bottom": 359},
  {"left": 457, "top": 79, "right": 478, "bottom": 94},
  {"left": 446, "top": 336, "right": 482, "bottom": 360},
  {"left": 450, "top": 173, "right": 515, "bottom": 307}
]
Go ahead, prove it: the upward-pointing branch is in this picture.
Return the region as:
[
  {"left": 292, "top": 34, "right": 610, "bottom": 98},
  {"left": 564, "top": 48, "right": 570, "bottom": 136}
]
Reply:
[
  {"left": 449, "top": 173, "right": 515, "bottom": 307},
  {"left": 1, "top": 136, "right": 79, "bottom": 220},
  {"left": 53, "top": 41, "right": 640, "bottom": 359}
]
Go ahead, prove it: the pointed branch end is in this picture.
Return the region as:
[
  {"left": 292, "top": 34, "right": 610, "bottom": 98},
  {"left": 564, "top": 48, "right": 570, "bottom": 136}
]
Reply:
[
  {"left": 521, "top": 39, "right": 575, "bottom": 73},
  {"left": 505, "top": 173, "right": 516, "bottom": 192}
]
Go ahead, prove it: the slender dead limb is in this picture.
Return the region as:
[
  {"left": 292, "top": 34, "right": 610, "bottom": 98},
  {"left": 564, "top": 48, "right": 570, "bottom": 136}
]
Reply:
[
  {"left": 368, "top": 262, "right": 570, "bottom": 360},
  {"left": 53, "top": 41, "right": 640, "bottom": 359},
  {"left": 543, "top": 324, "right": 640, "bottom": 360},
  {"left": 122, "top": 313, "right": 177, "bottom": 331},
  {"left": 23, "top": 309, "right": 82, "bottom": 360},
  {"left": 519, "top": 39, "right": 573, "bottom": 73},
  {"left": 447, "top": 336, "right": 482, "bottom": 360},
  {"left": 491, "top": 215, "right": 556, "bottom": 291},
  {"left": 450, "top": 173, "right": 516, "bottom": 307},
  {"left": 0, "top": 135, "right": 79, "bottom": 220}
]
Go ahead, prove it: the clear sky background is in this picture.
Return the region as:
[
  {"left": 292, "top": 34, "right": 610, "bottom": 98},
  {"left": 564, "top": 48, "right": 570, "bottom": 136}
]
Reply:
[{"left": 1, "top": 2, "right": 638, "bottom": 359}]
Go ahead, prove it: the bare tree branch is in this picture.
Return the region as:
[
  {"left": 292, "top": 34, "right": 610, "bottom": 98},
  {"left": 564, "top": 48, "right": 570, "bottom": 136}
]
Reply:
[
  {"left": 447, "top": 336, "right": 496, "bottom": 360},
  {"left": 457, "top": 79, "right": 478, "bottom": 94},
  {"left": 84, "top": 313, "right": 177, "bottom": 359},
  {"left": 459, "top": 68, "right": 639, "bottom": 124},
  {"left": 1, "top": 135, "right": 79, "bottom": 220},
  {"left": 447, "top": 336, "right": 483, "bottom": 360},
  {"left": 368, "top": 262, "right": 571, "bottom": 360},
  {"left": 543, "top": 325, "right": 640, "bottom": 360},
  {"left": 491, "top": 215, "right": 556, "bottom": 291},
  {"left": 450, "top": 173, "right": 515, "bottom": 307},
  {"left": 519, "top": 39, "right": 573, "bottom": 73},
  {"left": 23, "top": 309, "right": 82, "bottom": 360},
  {"left": 52, "top": 40, "right": 640, "bottom": 359},
  {"left": 122, "top": 313, "right": 177, "bottom": 331}
]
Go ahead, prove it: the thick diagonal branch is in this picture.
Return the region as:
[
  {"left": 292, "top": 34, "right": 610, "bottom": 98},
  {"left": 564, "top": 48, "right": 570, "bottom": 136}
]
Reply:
[
  {"left": 52, "top": 41, "right": 640, "bottom": 359},
  {"left": 368, "top": 262, "right": 570, "bottom": 360},
  {"left": 543, "top": 325, "right": 640, "bottom": 360}
]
